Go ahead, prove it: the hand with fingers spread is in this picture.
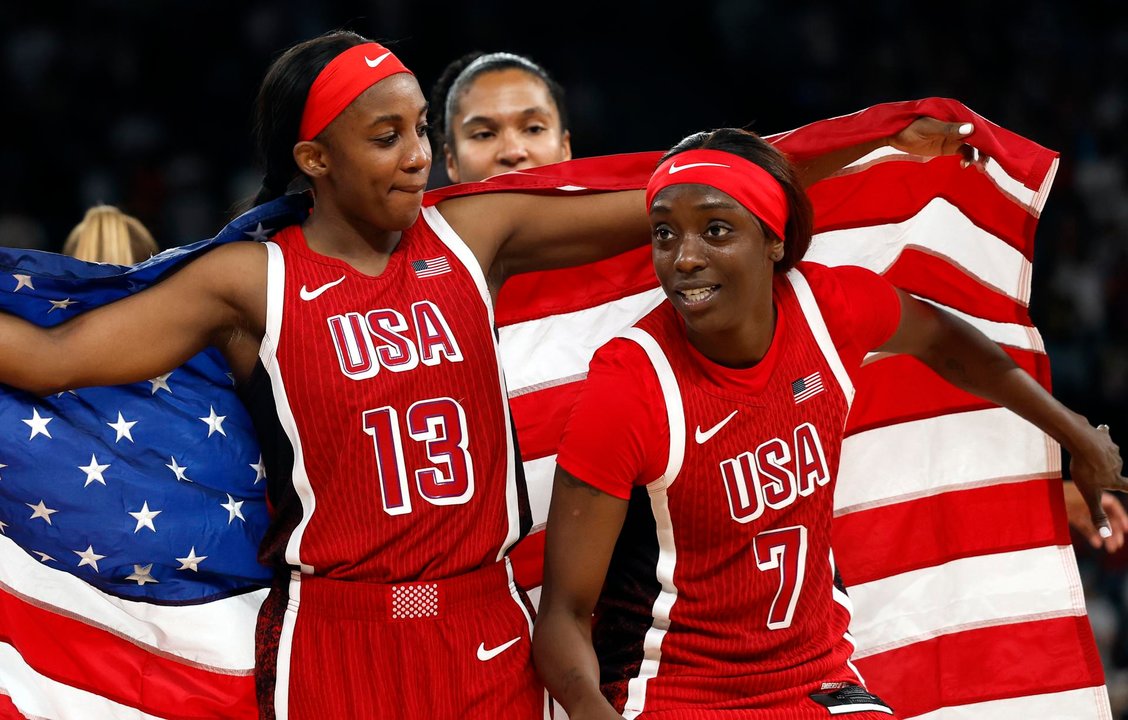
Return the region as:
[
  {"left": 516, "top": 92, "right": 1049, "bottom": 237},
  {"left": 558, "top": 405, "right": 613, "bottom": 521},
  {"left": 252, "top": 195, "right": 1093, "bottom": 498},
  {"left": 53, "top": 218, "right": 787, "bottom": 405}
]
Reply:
[
  {"left": 888, "top": 116, "right": 986, "bottom": 168},
  {"left": 1067, "top": 423, "right": 1128, "bottom": 542},
  {"left": 1064, "top": 480, "right": 1128, "bottom": 553}
]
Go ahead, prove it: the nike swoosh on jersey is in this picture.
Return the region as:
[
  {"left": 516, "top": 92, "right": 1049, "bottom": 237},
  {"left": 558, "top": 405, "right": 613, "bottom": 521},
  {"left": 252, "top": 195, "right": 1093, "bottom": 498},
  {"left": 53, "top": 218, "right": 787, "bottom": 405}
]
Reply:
[
  {"left": 299, "top": 275, "right": 346, "bottom": 301},
  {"left": 476, "top": 637, "right": 520, "bottom": 662},
  {"left": 365, "top": 52, "right": 392, "bottom": 68},
  {"left": 668, "top": 161, "right": 730, "bottom": 174},
  {"left": 695, "top": 409, "right": 739, "bottom": 444}
]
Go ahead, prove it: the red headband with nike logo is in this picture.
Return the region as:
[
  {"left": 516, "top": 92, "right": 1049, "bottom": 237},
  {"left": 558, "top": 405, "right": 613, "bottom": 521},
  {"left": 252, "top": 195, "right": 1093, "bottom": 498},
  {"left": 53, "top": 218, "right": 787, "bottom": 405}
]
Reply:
[
  {"left": 299, "top": 42, "right": 414, "bottom": 141},
  {"left": 646, "top": 149, "right": 789, "bottom": 240}
]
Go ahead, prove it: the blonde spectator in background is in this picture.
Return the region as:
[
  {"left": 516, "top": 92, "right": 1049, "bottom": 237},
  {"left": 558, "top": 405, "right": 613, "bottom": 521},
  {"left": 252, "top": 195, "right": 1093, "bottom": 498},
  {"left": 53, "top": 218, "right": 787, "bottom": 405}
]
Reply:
[{"left": 63, "top": 205, "right": 159, "bottom": 265}]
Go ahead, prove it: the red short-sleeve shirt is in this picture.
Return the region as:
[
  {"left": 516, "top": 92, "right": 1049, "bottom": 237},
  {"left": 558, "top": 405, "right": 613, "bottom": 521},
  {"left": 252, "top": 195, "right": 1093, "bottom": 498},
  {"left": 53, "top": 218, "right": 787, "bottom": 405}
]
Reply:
[{"left": 556, "top": 263, "right": 901, "bottom": 499}]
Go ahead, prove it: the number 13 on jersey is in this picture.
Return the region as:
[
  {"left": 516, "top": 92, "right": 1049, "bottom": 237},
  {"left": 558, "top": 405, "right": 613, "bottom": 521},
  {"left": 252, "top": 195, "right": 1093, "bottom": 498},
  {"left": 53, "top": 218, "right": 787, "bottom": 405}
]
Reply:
[{"left": 362, "top": 397, "right": 475, "bottom": 515}]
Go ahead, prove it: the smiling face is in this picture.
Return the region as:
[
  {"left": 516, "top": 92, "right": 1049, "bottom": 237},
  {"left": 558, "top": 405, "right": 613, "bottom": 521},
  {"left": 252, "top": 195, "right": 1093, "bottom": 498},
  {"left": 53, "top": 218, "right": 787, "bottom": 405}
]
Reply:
[
  {"left": 302, "top": 73, "right": 432, "bottom": 231},
  {"left": 444, "top": 67, "right": 571, "bottom": 183},
  {"left": 650, "top": 183, "right": 784, "bottom": 366}
]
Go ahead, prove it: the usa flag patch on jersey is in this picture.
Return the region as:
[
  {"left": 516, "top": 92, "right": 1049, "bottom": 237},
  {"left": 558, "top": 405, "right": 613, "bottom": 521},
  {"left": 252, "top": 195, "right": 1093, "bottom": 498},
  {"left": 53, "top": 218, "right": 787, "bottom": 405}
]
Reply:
[
  {"left": 791, "top": 371, "right": 824, "bottom": 404},
  {"left": 413, "top": 256, "right": 451, "bottom": 278},
  {"left": 809, "top": 684, "right": 894, "bottom": 715}
]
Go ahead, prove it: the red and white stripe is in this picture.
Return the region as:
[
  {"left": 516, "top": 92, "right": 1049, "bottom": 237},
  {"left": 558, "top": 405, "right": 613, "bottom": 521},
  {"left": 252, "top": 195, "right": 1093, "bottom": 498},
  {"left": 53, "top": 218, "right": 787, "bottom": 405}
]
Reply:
[{"left": 0, "top": 534, "right": 261, "bottom": 719}]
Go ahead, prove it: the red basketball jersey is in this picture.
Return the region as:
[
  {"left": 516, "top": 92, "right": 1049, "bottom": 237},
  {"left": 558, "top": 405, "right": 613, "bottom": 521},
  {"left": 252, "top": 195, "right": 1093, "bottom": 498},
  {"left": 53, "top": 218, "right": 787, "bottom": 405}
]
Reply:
[
  {"left": 253, "top": 207, "right": 526, "bottom": 582},
  {"left": 561, "top": 266, "right": 898, "bottom": 718}
]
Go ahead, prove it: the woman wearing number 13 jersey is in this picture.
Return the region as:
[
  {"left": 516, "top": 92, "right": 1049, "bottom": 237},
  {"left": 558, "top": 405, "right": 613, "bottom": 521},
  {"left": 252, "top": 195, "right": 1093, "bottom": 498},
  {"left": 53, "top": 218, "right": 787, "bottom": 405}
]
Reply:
[
  {"left": 0, "top": 30, "right": 656, "bottom": 719},
  {"left": 248, "top": 214, "right": 531, "bottom": 714},
  {"left": 233, "top": 32, "right": 653, "bottom": 719}
]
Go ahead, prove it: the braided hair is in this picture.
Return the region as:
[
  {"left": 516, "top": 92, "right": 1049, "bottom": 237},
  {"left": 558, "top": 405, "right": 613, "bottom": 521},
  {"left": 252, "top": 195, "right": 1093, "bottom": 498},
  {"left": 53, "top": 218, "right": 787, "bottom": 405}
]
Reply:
[{"left": 249, "top": 30, "right": 369, "bottom": 207}]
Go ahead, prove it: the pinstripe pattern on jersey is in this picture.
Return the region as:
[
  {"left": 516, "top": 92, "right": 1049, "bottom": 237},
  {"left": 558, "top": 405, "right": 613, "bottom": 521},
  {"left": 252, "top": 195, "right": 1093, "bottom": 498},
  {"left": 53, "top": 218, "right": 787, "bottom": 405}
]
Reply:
[
  {"left": 596, "top": 267, "right": 870, "bottom": 717},
  {"left": 259, "top": 218, "right": 520, "bottom": 581}
]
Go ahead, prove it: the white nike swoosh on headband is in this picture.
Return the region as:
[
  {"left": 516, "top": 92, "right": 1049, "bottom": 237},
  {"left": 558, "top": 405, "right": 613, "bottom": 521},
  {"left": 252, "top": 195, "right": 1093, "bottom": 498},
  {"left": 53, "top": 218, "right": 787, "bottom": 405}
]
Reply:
[
  {"left": 668, "top": 161, "right": 730, "bottom": 174},
  {"left": 365, "top": 52, "right": 392, "bottom": 68}
]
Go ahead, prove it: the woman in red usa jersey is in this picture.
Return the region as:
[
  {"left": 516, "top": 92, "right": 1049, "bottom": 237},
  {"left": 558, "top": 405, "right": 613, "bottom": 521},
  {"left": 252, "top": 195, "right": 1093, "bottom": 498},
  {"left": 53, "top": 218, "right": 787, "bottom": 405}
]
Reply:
[
  {"left": 532, "top": 128, "right": 1128, "bottom": 719},
  {"left": 0, "top": 32, "right": 1051, "bottom": 719},
  {"left": 0, "top": 29, "right": 650, "bottom": 719}
]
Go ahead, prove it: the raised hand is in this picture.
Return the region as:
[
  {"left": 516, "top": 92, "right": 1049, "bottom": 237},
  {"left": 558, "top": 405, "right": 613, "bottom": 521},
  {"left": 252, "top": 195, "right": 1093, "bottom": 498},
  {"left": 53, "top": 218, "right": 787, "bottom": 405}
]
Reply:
[
  {"left": 889, "top": 117, "right": 985, "bottom": 168},
  {"left": 1064, "top": 479, "right": 1128, "bottom": 552},
  {"left": 1069, "top": 424, "right": 1128, "bottom": 543}
]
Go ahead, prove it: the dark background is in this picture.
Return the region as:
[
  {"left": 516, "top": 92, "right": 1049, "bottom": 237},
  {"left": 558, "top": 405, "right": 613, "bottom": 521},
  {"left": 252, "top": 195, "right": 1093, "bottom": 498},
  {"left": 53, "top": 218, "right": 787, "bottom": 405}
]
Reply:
[{"left": 2, "top": 0, "right": 1127, "bottom": 707}]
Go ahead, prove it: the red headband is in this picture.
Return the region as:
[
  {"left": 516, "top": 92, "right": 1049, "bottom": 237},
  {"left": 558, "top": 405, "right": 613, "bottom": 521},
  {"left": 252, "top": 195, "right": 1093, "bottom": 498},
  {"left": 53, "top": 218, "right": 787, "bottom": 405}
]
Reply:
[
  {"left": 298, "top": 43, "right": 413, "bottom": 141},
  {"left": 646, "top": 149, "right": 789, "bottom": 240}
]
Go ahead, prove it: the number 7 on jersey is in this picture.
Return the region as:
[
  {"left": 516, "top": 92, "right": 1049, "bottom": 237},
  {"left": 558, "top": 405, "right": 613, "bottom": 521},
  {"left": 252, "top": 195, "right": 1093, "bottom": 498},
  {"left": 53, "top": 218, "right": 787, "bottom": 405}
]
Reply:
[{"left": 754, "top": 525, "right": 808, "bottom": 630}]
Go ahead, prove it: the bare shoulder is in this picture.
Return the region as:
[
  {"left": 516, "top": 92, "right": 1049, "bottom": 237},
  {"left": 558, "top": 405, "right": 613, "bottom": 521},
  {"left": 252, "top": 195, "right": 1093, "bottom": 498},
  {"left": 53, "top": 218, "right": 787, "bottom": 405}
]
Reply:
[
  {"left": 178, "top": 240, "right": 267, "bottom": 287},
  {"left": 191, "top": 239, "right": 268, "bottom": 272},
  {"left": 434, "top": 193, "right": 525, "bottom": 263},
  {"left": 169, "top": 240, "right": 269, "bottom": 326}
]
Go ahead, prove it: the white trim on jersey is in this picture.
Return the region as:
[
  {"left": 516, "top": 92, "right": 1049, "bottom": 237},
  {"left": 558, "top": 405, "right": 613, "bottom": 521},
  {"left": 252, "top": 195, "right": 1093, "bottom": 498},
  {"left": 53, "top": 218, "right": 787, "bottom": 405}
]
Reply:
[
  {"left": 617, "top": 327, "right": 685, "bottom": 719},
  {"left": 260, "top": 242, "right": 317, "bottom": 575},
  {"left": 621, "top": 487, "right": 678, "bottom": 720},
  {"left": 275, "top": 571, "right": 304, "bottom": 720},
  {"left": 784, "top": 269, "right": 855, "bottom": 405},
  {"left": 419, "top": 207, "right": 494, "bottom": 313},
  {"left": 260, "top": 242, "right": 316, "bottom": 720},
  {"left": 829, "top": 548, "right": 866, "bottom": 686},
  {"left": 619, "top": 327, "right": 686, "bottom": 488},
  {"left": 420, "top": 205, "right": 522, "bottom": 561},
  {"left": 504, "top": 556, "right": 534, "bottom": 635},
  {"left": 261, "top": 242, "right": 284, "bottom": 370}
]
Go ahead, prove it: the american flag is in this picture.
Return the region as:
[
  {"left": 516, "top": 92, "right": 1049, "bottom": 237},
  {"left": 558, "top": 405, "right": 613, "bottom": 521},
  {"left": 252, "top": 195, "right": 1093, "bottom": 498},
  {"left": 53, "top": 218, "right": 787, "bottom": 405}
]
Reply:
[
  {"left": 791, "top": 371, "right": 825, "bottom": 404},
  {"left": 0, "top": 99, "right": 1109, "bottom": 719},
  {"left": 412, "top": 255, "right": 451, "bottom": 278},
  {"left": 430, "top": 97, "right": 1110, "bottom": 718},
  {"left": 0, "top": 197, "right": 308, "bottom": 719}
]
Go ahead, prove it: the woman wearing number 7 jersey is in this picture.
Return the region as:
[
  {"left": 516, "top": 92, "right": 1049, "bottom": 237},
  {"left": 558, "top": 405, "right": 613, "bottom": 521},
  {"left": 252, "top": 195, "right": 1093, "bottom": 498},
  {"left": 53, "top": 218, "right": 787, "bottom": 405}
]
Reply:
[
  {"left": 532, "top": 128, "right": 1127, "bottom": 719},
  {"left": 0, "top": 31, "right": 1028, "bottom": 720}
]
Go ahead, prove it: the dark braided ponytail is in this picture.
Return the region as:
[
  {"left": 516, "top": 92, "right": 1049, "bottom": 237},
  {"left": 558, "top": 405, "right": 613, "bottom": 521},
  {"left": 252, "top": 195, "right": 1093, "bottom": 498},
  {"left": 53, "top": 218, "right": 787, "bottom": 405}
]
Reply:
[{"left": 249, "top": 30, "right": 369, "bottom": 207}]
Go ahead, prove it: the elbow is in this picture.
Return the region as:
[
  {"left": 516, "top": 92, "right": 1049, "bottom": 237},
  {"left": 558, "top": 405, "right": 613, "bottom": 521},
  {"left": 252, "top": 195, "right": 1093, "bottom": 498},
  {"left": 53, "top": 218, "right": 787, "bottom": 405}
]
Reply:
[
  {"left": 6, "top": 369, "right": 75, "bottom": 397},
  {"left": 531, "top": 600, "right": 569, "bottom": 654},
  {"left": 24, "top": 378, "right": 73, "bottom": 397},
  {"left": 531, "top": 604, "right": 556, "bottom": 651},
  {"left": 3, "top": 337, "right": 78, "bottom": 396}
]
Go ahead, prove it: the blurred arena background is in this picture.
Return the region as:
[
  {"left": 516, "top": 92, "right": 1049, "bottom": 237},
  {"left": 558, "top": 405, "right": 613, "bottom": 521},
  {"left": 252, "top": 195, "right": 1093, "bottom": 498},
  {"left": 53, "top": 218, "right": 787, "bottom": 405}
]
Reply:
[{"left": 2, "top": 0, "right": 1127, "bottom": 709}]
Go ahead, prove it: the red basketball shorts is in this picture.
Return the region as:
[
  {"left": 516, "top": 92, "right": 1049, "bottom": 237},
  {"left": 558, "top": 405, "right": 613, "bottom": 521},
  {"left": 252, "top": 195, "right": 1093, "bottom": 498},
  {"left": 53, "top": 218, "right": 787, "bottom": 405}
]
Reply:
[{"left": 256, "top": 560, "right": 546, "bottom": 719}]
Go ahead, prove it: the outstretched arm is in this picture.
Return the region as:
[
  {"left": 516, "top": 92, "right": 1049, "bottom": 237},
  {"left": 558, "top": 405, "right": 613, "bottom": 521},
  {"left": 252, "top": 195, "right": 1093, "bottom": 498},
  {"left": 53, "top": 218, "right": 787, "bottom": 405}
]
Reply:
[
  {"left": 533, "top": 467, "right": 629, "bottom": 720},
  {"left": 439, "top": 116, "right": 980, "bottom": 287},
  {"left": 0, "top": 242, "right": 266, "bottom": 395},
  {"left": 436, "top": 188, "right": 650, "bottom": 284},
  {"left": 879, "top": 290, "right": 1127, "bottom": 535}
]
